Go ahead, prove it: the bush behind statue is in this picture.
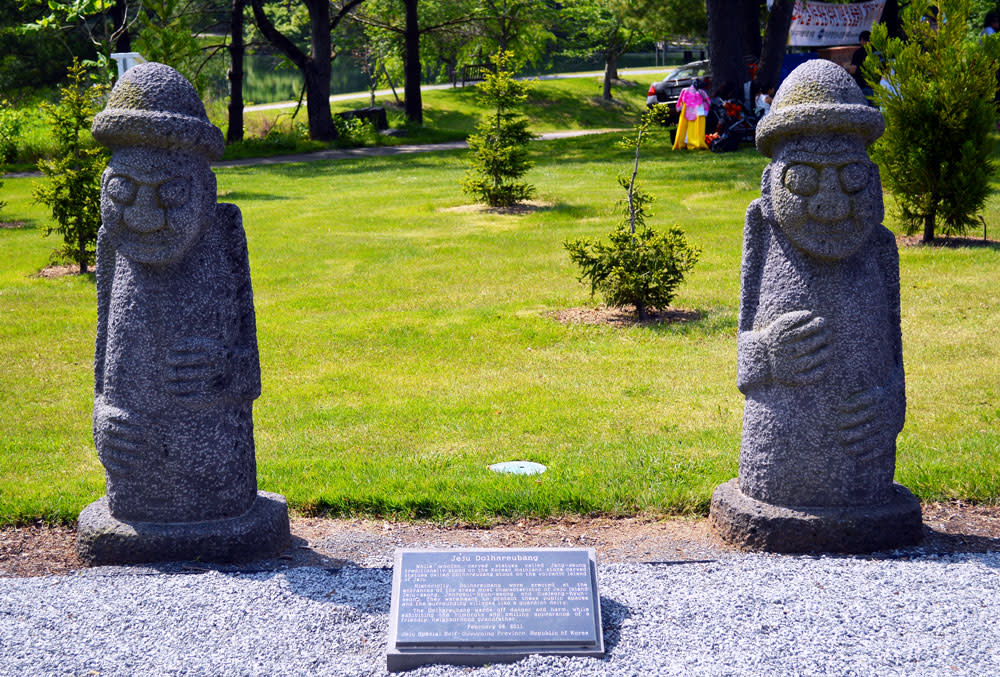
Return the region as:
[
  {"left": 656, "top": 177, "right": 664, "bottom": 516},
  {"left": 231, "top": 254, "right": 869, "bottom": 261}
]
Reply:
[
  {"left": 866, "top": 0, "right": 1000, "bottom": 242},
  {"left": 462, "top": 50, "right": 535, "bottom": 208},
  {"left": 565, "top": 109, "right": 699, "bottom": 320},
  {"left": 33, "top": 58, "right": 108, "bottom": 273}
]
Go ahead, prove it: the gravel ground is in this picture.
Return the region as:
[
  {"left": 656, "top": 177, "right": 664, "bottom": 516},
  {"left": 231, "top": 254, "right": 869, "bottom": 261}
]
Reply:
[{"left": 3, "top": 551, "right": 999, "bottom": 676}]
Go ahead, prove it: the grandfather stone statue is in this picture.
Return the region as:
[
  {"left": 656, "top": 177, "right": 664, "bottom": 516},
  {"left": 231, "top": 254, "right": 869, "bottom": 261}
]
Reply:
[
  {"left": 709, "top": 60, "right": 922, "bottom": 553},
  {"left": 76, "top": 63, "right": 290, "bottom": 564}
]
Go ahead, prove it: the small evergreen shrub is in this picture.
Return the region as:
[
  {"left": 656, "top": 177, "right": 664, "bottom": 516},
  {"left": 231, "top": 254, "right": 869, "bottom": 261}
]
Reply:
[
  {"left": 0, "top": 102, "right": 26, "bottom": 164},
  {"left": 0, "top": 163, "right": 6, "bottom": 218},
  {"left": 33, "top": 59, "right": 108, "bottom": 273},
  {"left": 462, "top": 50, "right": 535, "bottom": 208},
  {"left": 867, "top": 0, "right": 1000, "bottom": 241},
  {"left": 564, "top": 109, "right": 699, "bottom": 320}
]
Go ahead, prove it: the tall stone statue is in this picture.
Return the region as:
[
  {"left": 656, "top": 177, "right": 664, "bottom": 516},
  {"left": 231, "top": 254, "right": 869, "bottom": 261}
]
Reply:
[
  {"left": 76, "top": 63, "right": 290, "bottom": 564},
  {"left": 709, "top": 60, "right": 922, "bottom": 553}
]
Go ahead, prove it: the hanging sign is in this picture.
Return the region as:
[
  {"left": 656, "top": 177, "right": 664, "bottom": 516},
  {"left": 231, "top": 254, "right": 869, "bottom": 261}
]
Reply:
[{"left": 788, "top": 0, "right": 886, "bottom": 47}]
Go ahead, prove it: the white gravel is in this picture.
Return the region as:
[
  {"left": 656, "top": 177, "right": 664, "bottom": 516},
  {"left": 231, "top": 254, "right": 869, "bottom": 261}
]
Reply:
[{"left": 2, "top": 552, "right": 999, "bottom": 676}]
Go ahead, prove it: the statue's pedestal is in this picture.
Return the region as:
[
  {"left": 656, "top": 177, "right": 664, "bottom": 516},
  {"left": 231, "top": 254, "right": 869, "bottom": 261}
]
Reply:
[
  {"left": 77, "top": 490, "right": 290, "bottom": 565},
  {"left": 709, "top": 479, "right": 923, "bottom": 554}
]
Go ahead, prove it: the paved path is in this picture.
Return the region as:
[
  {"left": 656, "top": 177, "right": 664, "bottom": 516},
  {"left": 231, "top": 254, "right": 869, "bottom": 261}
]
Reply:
[
  {"left": 4, "top": 128, "right": 626, "bottom": 179},
  {"left": 214, "top": 128, "right": 627, "bottom": 169},
  {"left": 244, "top": 68, "right": 671, "bottom": 113}
]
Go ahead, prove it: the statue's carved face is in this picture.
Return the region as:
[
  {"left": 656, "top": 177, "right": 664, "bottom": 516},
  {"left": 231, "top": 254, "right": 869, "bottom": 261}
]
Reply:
[
  {"left": 764, "top": 135, "right": 883, "bottom": 260},
  {"left": 101, "top": 148, "right": 215, "bottom": 265}
]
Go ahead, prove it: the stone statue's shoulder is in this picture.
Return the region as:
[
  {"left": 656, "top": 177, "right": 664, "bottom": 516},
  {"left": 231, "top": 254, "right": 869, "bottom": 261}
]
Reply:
[
  {"left": 871, "top": 223, "right": 896, "bottom": 248},
  {"left": 215, "top": 202, "right": 244, "bottom": 231}
]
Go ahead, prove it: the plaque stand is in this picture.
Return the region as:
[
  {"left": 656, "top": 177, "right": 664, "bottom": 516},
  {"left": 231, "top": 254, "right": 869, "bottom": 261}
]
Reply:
[{"left": 386, "top": 548, "right": 605, "bottom": 672}]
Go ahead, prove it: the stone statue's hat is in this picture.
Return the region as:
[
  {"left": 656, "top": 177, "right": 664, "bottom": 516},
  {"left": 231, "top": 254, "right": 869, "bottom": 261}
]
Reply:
[
  {"left": 92, "top": 62, "right": 224, "bottom": 160},
  {"left": 756, "top": 59, "right": 884, "bottom": 157}
]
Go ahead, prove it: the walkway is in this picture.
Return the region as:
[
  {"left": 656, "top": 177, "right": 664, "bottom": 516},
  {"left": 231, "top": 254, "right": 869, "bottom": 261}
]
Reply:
[
  {"left": 214, "top": 128, "right": 627, "bottom": 169},
  {"left": 243, "top": 67, "right": 671, "bottom": 113}
]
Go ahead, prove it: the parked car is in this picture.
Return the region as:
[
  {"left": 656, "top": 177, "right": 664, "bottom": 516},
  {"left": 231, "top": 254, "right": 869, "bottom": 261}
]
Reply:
[{"left": 646, "top": 60, "right": 711, "bottom": 124}]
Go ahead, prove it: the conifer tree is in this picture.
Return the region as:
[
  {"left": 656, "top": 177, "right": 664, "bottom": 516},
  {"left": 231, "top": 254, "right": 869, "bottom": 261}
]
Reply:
[{"left": 462, "top": 50, "right": 535, "bottom": 208}]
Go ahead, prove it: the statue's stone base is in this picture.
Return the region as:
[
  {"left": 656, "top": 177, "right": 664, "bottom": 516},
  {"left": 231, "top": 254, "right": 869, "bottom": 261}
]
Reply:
[
  {"left": 77, "top": 491, "right": 291, "bottom": 565},
  {"left": 709, "top": 479, "right": 922, "bottom": 554}
]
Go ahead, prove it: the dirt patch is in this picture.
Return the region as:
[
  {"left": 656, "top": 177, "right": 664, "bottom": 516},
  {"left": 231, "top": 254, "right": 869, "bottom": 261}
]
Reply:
[
  {"left": 440, "top": 200, "right": 555, "bottom": 215},
  {"left": 553, "top": 305, "right": 701, "bottom": 328},
  {"left": 897, "top": 234, "right": 1000, "bottom": 248},
  {"left": 34, "top": 264, "right": 89, "bottom": 278},
  {"left": 0, "top": 220, "right": 26, "bottom": 229},
  {"left": 2, "top": 503, "right": 998, "bottom": 578}
]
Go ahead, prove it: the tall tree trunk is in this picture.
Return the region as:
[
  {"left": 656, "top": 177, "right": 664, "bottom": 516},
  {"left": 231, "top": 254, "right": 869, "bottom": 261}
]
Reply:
[
  {"left": 740, "top": 0, "right": 761, "bottom": 62},
  {"left": 403, "top": 0, "right": 423, "bottom": 124},
  {"left": 705, "top": 0, "right": 745, "bottom": 97},
  {"left": 923, "top": 212, "right": 935, "bottom": 242},
  {"left": 603, "top": 51, "right": 619, "bottom": 101},
  {"left": 110, "top": 0, "right": 131, "bottom": 51},
  {"left": 306, "top": 0, "right": 335, "bottom": 140},
  {"left": 227, "top": 0, "right": 246, "bottom": 144},
  {"left": 250, "top": 0, "right": 339, "bottom": 141},
  {"left": 755, "top": 0, "right": 794, "bottom": 92}
]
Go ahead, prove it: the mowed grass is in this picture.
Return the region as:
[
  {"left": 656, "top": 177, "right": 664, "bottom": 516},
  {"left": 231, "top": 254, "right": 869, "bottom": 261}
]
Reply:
[
  {"left": 237, "top": 76, "right": 651, "bottom": 152},
  {"left": 1, "top": 132, "right": 999, "bottom": 526}
]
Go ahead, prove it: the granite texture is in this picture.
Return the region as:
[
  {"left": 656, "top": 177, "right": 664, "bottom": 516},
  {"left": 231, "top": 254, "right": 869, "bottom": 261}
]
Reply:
[
  {"left": 710, "top": 480, "right": 922, "bottom": 554},
  {"left": 76, "top": 492, "right": 291, "bottom": 565},
  {"left": 710, "top": 59, "right": 922, "bottom": 553},
  {"left": 78, "top": 62, "right": 289, "bottom": 564}
]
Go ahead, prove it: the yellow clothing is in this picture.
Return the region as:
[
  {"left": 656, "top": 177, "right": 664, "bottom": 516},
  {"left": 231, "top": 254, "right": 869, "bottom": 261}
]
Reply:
[{"left": 672, "top": 104, "right": 709, "bottom": 150}]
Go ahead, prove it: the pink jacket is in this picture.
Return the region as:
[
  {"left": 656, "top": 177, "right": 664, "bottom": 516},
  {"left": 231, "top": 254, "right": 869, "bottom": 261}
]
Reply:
[{"left": 678, "top": 86, "right": 710, "bottom": 121}]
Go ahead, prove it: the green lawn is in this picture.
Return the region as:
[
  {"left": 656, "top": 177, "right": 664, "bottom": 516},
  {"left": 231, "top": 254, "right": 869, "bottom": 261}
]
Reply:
[
  {"left": 1, "top": 132, "right": 998, "bottom": 526},
  {"left": 232, "top": 77, "right": 650, "bottom": 156}
]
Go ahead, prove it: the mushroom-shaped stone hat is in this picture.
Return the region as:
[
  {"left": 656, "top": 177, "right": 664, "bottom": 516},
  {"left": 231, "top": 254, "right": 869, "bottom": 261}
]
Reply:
[
  {"left": 92, "top": 62, "right": 225, "bottom": 161},
  {"left": 756, "top": 59, "right": 884, "bottom": 158}
]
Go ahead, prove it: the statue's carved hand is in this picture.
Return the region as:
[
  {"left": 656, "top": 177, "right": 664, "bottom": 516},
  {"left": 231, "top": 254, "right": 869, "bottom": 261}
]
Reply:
[
  {"left": 93, "top": 399, "right": 148, "bottom": 477},
  {"left": 165, "top": 337, "right": 228, "bottom": 405},
  {"left": 766, "top": 310, "right": 833, "bottom": 385},
  {"left": 839, "top": 386, "right": 887, "bottom": 460}
]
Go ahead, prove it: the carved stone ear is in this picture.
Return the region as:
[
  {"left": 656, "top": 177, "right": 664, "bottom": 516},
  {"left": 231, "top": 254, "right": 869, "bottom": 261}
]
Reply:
[{"left": 760, "top": 164, "right": 776, "bottom": 224}]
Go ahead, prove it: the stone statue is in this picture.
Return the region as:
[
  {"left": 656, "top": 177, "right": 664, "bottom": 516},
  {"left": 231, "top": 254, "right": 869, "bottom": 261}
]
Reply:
[
  {"left": 76, "top": 63, "right": 289, "bottom": 564},
  {"left": 709, "top": 60, "right": 922, "bottom": 553}
]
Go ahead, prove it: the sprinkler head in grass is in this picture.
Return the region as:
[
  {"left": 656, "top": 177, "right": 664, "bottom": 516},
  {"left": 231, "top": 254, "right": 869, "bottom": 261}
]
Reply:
[{"left": 489, "top": 461, "right": 547, "bottom": 476}]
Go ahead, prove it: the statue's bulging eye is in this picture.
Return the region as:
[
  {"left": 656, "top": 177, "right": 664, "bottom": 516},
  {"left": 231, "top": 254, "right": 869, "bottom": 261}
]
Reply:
[
  {"left": 839, "top": 162, "right": 869, "bottom": 194},
  {"left": 783, "top": 164, "right": 819, "bottom": 196},
  {"left": 158, "top": 178, "right": 190, "bottom": 209},
  {"left": 106, "top": 175, "right": 137, "bottom": 204}
]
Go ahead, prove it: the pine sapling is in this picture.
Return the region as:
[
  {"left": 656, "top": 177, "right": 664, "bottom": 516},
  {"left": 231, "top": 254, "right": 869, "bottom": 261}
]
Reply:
[
  {"left": 462, "top": 50, "right": 535, "bottom": 208},
  {"left": 564, "top": 107, "right": 699, "bottom": 320}
]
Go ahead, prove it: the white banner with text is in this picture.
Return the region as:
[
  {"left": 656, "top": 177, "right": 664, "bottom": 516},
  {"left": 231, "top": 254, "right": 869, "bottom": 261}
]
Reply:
[{"left": 788, "top": 0, "right": 886, "bottom": 47}]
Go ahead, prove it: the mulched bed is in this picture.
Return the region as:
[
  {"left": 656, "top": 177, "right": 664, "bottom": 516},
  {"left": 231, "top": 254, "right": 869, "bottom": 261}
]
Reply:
[
  {"left": 897, "top": 234, "right": 1000, "bottom": 248},
  {"left": 553, "top": 305, "right": 701, "bottom": 328},
  {"left": 2, "top": 502, "right": 997, "bottom": 578},
  {"left": 34, "top": 264, "right": 89, "bottom": 278}
]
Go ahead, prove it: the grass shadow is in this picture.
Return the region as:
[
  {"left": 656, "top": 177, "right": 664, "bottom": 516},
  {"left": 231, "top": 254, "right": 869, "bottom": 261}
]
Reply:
[
  {"left": 1, "top": 218, "right": 40, "bottom": 231},
  {"left": 218, "top": 190, "right": 292, "bottom": 202},
  {"left": 898, "top": 235, "right": 1000, "bottom": 251}
]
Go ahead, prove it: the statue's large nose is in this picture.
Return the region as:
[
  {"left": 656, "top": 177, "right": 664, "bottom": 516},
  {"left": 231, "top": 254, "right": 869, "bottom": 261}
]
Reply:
[
  {"left": 808, "top": 167, "right": 850, "bottom": 222},
  {"left": 122, "top": 184, "right": 166, "bottom": 233}
]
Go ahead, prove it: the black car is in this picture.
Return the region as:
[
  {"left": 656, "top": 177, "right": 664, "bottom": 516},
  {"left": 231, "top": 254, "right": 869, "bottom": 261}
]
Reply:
[{"left": 646, "top": 60, "right": 711, "bottom": 123}]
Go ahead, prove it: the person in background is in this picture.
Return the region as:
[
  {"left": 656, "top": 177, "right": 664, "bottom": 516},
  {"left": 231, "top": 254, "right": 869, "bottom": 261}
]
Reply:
[
  {"left": 755, "top": 86, "right": 775, "bottom": 118},
  {"left": 846, "top": 30, "right": 874, "bottom": 103},
  {"left": 981, "top": 11, "right": 999, "bottom": 39},
  {"left": 673, "top": 78, "right": 711, "bottom": 150}
]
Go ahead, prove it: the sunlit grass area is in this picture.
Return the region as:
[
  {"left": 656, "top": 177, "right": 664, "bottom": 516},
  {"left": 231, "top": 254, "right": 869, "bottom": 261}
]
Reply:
[{"left": 1, "top": 132, "right": 998, "bottom": 526}]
